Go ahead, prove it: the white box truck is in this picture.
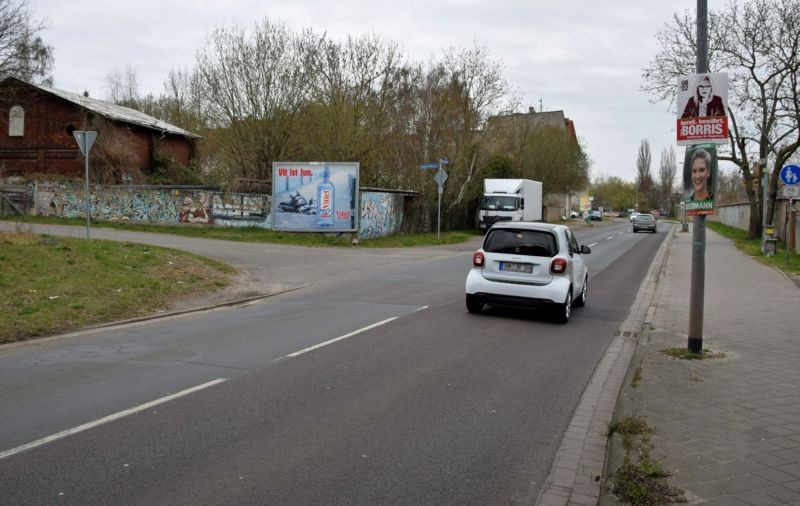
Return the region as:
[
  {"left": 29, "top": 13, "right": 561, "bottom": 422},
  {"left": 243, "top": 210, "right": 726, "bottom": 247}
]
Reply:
[{"left": 478, "top": 179, "right": 543, "bottom": 231}]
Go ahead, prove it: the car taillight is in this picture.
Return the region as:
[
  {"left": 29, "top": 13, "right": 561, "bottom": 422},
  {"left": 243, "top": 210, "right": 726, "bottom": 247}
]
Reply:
[
  {"left": 550, "top": 257, "right": 568, "bottom": 275},
  {"left": 473, "top": 251, "right": 485, "bottom": 268}
]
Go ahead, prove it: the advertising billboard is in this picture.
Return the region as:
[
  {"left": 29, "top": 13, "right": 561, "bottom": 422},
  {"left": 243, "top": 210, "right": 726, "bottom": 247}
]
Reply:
[
  {"left": 676, "top": 73, "right": 729, "bottom": 145},
  {"left": 272, "top": 162, "right": 359, "bottom": 232},
  {"left": 683, "top": 144, "right": 718, "bottom": 216}
]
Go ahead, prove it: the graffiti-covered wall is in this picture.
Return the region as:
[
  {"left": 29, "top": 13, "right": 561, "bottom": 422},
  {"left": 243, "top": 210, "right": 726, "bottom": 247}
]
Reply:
[
  {"left": 359, "top": 191, "right": 404, "bottom": 239},
  {"left": 34, "top": 181, "right": 271, "bottom": 227},
  {"left": 211, "top": 193, "right": 271, "bottom": 228},
  {"left": 31, "top": 181, "right": 410, "bottom": 237}
]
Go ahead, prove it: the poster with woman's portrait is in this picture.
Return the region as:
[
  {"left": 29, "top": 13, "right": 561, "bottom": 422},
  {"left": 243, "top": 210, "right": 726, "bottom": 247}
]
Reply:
[
  {"left": 683, "top": 143, "right": 718, "bottom": 216},
  {"left": 676, "top": 73, "right": 729, "bottom": 145}
]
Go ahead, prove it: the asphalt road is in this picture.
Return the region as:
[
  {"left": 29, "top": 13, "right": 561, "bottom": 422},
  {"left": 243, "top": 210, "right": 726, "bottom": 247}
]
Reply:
[{"left": 0, "top": 220, "right": 670, "bottom": 504}]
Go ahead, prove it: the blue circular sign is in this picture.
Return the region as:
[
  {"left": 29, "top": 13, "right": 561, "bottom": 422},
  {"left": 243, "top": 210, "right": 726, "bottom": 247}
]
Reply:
[{"left": 780, "top": 165, "right": 800, "bottom": 186}]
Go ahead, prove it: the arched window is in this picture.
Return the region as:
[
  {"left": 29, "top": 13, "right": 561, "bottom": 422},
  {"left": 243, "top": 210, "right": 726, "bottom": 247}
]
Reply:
[{"left": 9, "top": 105, "right": 24, "bottom": 136}]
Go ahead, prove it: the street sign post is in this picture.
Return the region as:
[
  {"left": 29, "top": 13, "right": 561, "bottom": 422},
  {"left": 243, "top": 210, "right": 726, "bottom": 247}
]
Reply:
[
  {"left": 420, "top": 159, "right": 449, "bottom": 238},
  {"left": 434, "top": 166, "right": 448, "bottom": 239},
  {"left": 779, "top": 165, "right": 799, "bottom": 265},
  {"left": 73, "top": 131, "right": 97, "bottom": 239}
]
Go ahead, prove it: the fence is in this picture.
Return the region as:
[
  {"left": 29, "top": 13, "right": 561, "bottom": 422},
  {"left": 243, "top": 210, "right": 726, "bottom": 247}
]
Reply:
[{"left": 0, "top": 184, "right": 30, "bottom": 216}]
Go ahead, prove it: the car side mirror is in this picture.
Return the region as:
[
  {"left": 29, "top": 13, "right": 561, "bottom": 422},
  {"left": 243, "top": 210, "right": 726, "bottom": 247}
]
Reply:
[{"left": 580, "top": 245, "right": 591, "bottom": 254}]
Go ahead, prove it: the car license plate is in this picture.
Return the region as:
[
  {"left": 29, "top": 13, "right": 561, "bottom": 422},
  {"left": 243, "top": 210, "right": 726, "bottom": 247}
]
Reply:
[{"left": 500, "top": 261, "right": 533, "bottom": 274}]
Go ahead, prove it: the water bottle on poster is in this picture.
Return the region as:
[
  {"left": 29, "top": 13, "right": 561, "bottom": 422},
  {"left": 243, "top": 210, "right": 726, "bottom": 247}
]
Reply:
[{"left": 316, "top": 166, "right": 335, "bottom": 226}]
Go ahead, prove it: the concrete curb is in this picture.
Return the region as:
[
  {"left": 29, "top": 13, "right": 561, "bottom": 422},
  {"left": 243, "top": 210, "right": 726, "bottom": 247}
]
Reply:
[{"left": 536, "top": 225, "right": 677, "bottom": 506}]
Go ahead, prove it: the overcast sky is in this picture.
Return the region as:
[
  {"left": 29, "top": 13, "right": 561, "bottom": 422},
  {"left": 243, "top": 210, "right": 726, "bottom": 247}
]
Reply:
[{"left": 29, "top": 0, "right": 725, "bottom": 183}]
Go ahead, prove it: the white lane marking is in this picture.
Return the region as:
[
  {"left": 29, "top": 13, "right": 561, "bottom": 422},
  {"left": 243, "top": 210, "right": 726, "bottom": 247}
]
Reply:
[
  {"left": 282, "top": 306, "right": 427, "bottom": 359},
  {"left": 285, "top": 317, "right": 399, "bottom": 358},
  {"left": 606, "top": 236, "right": 615, "bottom": 240},
  {"left": 0, "top": 378, "right": 228, "bottom": 461},
  {"left": 588, "top": 242, "right": 598, "bottom": 247}
]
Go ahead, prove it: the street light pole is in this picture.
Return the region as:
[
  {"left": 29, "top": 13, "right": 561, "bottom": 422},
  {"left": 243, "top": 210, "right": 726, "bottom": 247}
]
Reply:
[{"left": 688, "top": 0, "right": 708, "bottom": 354}]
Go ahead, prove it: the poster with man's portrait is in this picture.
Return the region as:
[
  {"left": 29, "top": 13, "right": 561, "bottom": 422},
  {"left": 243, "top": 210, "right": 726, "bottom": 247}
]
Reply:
[
  {"left": 676, "top": 73, "right": 729, "bottom": 145},
  {"left": 683, "top": 143, "right": 718, "bottom": 216}
]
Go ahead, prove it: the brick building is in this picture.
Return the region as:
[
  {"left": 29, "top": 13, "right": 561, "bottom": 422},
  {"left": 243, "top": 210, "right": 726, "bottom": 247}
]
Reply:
[{"left": 0, "top": 77, "right": 200, "bottom": 179}]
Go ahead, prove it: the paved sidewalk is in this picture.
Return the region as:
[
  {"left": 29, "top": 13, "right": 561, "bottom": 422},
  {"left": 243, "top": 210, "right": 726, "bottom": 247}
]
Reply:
[{"left": 604, "top": 226, "right": 800, "bottom": 504}]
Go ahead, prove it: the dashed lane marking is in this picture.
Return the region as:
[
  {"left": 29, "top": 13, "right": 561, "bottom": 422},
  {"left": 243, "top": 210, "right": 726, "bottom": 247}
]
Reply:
[{"left": 0, "top": 378, "right": 228, "bottom": 461}]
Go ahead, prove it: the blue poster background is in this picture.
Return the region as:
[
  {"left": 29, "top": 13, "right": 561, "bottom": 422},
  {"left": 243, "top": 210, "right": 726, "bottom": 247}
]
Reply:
[{"left": 272, "top": 162, "right": 359, "bottom": 231}]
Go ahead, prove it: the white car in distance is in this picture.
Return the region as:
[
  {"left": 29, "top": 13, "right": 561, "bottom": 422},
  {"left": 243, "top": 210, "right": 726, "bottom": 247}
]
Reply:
[{"left": 465, "top": 222, "right": 591, "bottom": 323}]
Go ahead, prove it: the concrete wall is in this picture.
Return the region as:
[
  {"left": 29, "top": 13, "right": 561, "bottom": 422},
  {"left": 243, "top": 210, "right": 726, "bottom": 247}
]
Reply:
[
  {"left": 544, "top": 205, "right": 565, "bottom": 222},
  {"left": 35, "top": 181, "right": 214, "bottom": 224},
  {"left": 715, "top": 202, "right": 751, "bottom": 231},
  {"left": 33, "top": 181, "right": 407, "bottom": 238},
  {"left": 359, "top": 191, "right": 404, "bottom": 238},
  {"left": 713, "top": 200, "right": 800, "bottom": 253}
]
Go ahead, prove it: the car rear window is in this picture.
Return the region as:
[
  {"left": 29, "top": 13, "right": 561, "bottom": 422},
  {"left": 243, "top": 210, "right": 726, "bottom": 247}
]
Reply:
[
  {"left": 484, "top": 229, "right": 557, "bottom": 256},
  {"left": 637, "top": 215, "right": 654, "bottom": 221}
]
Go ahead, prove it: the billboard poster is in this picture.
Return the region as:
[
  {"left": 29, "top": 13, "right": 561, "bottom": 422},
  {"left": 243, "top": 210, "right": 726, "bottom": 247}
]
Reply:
[
  {"left": 683, "top": 144, "right": 718, "bottom": 216},
  {"left": 676, "top": 73, "right": 729, "bottom": 145},
  {"left": 272, "top": 162, "right": 359, "bottom": 232}
]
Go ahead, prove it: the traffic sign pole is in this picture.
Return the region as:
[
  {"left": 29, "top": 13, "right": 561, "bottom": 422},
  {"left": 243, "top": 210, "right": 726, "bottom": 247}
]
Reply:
[
  {"left": 781, "top": 165, "right": 800, "bottom": 264},
  {"left": 73, "top": 131, "right": 98, "bottom": 239},
  {"left": 421, "top": 159, "right": 448, "bottom": 239}
]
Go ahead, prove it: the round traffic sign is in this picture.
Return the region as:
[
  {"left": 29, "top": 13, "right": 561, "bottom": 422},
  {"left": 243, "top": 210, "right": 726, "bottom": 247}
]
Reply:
[{"left": 780, "top": 164, "right": 800, "bottom": 186}]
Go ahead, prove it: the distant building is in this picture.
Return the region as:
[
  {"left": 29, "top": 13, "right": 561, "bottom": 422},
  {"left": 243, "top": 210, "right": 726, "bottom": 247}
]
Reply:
[
  {"left": 0, "top": 77, "right": 200, "bottom": 179},
  {"left": 488, "top": 107, "right": 583, "bottom": 221},
  {"left": 488, "top": 107, "right": 577, "bottom": 143}
]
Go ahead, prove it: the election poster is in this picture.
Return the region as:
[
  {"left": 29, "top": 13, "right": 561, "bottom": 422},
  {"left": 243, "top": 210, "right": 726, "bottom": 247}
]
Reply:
[
  {"left": 683, "top": 143, "right": 718, "bottom": 216},
  {"left": 676, "top": 73, "right": 729, "bottom": 145}
]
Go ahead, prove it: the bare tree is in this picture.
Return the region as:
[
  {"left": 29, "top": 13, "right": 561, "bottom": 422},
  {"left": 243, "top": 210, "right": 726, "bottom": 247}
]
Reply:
[
  {"left": 0, "top": 0, "right": 52, "bottom": 84},
  {"left": 440, "top": 43, "right": 511, "bottom": 212},
  {"left": 636, "top": 139, "right": 654, "bottom": 208},
  {"left": 658, "top": 146, "right": 677, "bottom": 210},
  {"left": 105, "top": 64, "right": 140, "bottom": 106},
  {"left": 192, "top": 18, "right": 314, "bottom": 181},
  {"left": 642, "top": 0, "right": 800, "bottom": 238}
]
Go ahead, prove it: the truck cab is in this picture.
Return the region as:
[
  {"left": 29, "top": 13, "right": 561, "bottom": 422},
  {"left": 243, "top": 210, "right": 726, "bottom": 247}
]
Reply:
[
  {"left": 479, "top": 194, "right": 524, "bottom": 230},
  {"left": 478, "top": 179, "right": 543, "bottom": 231}
]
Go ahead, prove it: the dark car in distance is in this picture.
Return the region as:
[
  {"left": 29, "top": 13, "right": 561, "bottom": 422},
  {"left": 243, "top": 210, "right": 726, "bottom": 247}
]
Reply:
[{"left": 632, "top": 213, "right": 657, "bottom": 233}]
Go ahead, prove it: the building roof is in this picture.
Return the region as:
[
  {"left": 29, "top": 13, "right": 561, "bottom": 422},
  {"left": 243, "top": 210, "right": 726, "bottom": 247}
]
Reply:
[
  {"left": 1, "top": 77, "right": 200, "bottom": 139},
  {"left": 489, "top": 109, "right": 578, "bottom": 143}
]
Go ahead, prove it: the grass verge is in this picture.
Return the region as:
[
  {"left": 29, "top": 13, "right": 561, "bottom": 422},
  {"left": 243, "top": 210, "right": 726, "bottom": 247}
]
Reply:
[
  {"left": 2, "top": 216, "right": 476, "bottom": 248},
  {"left": 661, "top": 347, "right": 726, "bottom": 360},
  {"left": 607, "top": 416, "right": 687, "bottom": 504},
  {"left": 0, "top": 230, "right": 234, "bottom": 344},
  {"left": 707, "top": 221, "right": 800, "bottom": 277}
]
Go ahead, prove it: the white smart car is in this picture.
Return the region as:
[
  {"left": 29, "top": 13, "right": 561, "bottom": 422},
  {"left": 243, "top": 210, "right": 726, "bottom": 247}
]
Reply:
[{"left": 465, "top": 222, "right": 591, "bottom": 323}]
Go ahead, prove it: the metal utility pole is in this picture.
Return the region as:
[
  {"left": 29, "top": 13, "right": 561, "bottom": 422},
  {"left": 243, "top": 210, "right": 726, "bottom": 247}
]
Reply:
[{"left": 688, "top": 0, "right": 708, "bottom": 354}]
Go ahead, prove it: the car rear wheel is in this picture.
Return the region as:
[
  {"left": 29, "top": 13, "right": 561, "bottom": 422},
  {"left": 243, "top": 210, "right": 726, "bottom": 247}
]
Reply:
[
  {"left": 574, "top": 276, "right": 587, "bottom": 307},
  {"left": 552, "top": 289, "right": 572, "bottom": 324},
  {"left": 466, "top": 295, "right": 484, "bottom": 314}
]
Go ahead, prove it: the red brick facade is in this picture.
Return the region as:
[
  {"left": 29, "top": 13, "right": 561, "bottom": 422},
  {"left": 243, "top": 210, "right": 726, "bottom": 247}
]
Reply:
[{"left": 0, "top": 78, "right": 196, "bottom": 178}]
